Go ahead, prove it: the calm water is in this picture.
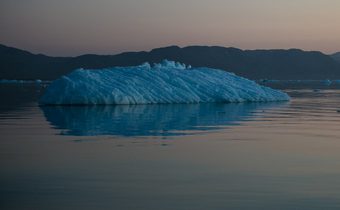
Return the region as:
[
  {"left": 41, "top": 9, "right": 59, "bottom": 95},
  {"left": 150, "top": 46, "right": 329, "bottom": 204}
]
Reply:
[{"left": 1, "top": 83, "right": 340, "bottom": 210}]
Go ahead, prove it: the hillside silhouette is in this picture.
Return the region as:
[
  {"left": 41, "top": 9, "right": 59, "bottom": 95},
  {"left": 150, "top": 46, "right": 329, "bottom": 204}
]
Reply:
[{"left": 1, "top": 44, "right": 340, "bottom": 80}]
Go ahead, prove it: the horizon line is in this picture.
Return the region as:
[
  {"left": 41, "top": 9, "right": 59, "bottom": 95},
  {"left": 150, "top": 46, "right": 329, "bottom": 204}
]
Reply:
[{"left": 1, "top": 42, "right": 338, "bottom": 58}]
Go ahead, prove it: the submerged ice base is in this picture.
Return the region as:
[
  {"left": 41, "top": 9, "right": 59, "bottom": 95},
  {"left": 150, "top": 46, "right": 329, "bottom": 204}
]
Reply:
[{"left": 40, "top": 60, "right": 290, "bottom": 105}]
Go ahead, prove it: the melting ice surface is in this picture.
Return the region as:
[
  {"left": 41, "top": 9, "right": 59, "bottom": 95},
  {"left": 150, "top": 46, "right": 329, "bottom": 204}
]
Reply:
[{"left": 40, "top": 60, "right": 289, "bottom": 105}]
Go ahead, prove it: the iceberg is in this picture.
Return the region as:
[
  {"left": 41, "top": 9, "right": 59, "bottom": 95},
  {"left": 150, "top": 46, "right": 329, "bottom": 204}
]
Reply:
[{"left": 39, "top": 60, "right": 289, "bottom": 105}]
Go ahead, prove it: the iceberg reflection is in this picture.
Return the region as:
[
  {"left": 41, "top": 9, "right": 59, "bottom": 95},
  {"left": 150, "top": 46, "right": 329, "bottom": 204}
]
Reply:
[{"left": 41, "top": 103, "right": 285, "bottom": 137}]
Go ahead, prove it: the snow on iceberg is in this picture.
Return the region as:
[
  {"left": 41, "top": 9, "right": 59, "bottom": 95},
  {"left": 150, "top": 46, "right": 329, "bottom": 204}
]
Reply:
[{"left": 39, "top": 60, "right": 290, "bottom": 105}]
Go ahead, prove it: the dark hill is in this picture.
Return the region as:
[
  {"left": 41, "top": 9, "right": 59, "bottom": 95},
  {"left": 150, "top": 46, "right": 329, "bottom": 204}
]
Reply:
[
  {"left": 331, "top": 52, "right": 340, "bottom": 63},
  {"left": 1, "top": 44, "right": 340, "bottom": 80}
]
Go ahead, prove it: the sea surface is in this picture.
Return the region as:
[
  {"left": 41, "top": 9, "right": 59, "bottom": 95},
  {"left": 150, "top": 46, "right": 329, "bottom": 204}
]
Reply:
[{"left": 1, "top": 82, "right": 340, "bottom": 210}]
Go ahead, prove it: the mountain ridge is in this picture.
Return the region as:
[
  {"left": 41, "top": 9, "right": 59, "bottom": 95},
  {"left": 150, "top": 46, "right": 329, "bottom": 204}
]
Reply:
[
  {"left": 331, "top": 52, "right": 340, "bottom": 63},
  {"left": 1, "top": 44, "right": 340, "bottom": 80}
]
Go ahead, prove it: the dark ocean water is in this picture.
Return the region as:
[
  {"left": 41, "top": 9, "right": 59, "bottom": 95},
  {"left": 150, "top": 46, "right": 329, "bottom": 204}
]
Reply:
[{"left": 1, "top": 82, "right": 340, "bottom": 210}]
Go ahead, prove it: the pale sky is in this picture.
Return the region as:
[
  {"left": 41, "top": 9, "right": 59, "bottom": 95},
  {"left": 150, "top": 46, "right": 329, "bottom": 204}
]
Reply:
[{"left": 1, "top": 0, "right": 340, "bottom": 56}]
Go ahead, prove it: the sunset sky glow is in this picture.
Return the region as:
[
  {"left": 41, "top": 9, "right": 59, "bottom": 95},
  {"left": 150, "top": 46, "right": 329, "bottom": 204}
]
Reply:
[{"left": 1, "top": 0, "right": 340, "bottom": 56}]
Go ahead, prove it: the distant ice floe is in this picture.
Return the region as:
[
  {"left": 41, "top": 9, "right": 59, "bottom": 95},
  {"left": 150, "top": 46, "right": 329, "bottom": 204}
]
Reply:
[
  {"left": 39, "top": 60, "right": 290, "bottom": 105},
  {"left": 259, "top": 79, "right": 334, "bottom": 86},
  {"left": 0, "top": 79, "right": 49, "bottom": 84}
]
